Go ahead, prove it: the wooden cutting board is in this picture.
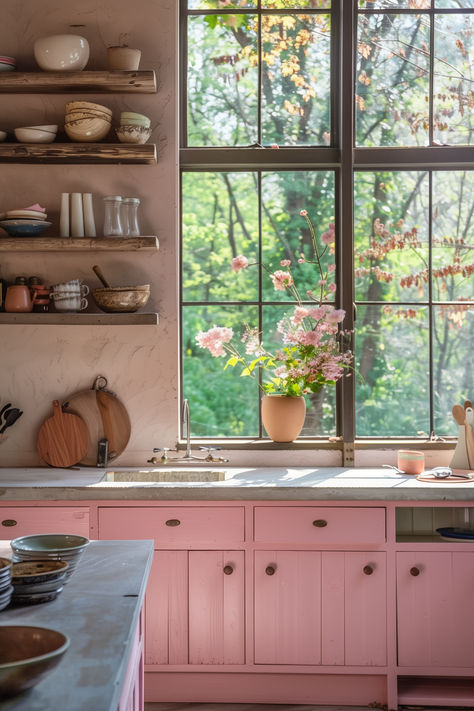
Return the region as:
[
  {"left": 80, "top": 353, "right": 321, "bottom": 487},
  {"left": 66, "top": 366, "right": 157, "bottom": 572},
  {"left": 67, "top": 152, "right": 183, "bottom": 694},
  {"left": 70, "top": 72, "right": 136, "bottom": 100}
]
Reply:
[
  {"left": 37, "top": 400, "right": 89, "bottom": 468},
  {"left": 62, "top": 382, "right": 131, "bottom": 465}
]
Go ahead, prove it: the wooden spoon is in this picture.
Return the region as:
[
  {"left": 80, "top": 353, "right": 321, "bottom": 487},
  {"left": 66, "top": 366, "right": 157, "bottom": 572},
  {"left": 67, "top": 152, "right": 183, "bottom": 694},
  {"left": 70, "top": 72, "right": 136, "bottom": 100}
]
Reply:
[
  {"left": 452, "top": 404, "right": 466, "bottom": 426},
  {"left": 464, "top": 400, "right": 473, "bottom": 411},
  {"left": 92, "top": 265, "right": 111, "bottom": 288}
]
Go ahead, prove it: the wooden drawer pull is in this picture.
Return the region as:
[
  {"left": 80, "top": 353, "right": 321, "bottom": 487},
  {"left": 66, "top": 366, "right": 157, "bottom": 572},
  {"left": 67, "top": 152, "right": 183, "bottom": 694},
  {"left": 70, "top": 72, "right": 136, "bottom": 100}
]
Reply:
[
  {"left": 312, "top": 519, "right": 327, "bottom": 528},
  {"left": 223, "top": 565, "right": 233, "bottom": 575},
  {"left": 363, "top": 565, "right": 374, "bottom": 575},
  {"left": 1, "top": 519, "right": 17, "bottom": 527},
  {"left": 265, "top": 565, "right": 276, "bottom": 576},
  {"left": 165, "top": 519, "right": 181, "bottom": 527},
  {"left": 410, "top": 566, "right": 420, "bottom": 577}
]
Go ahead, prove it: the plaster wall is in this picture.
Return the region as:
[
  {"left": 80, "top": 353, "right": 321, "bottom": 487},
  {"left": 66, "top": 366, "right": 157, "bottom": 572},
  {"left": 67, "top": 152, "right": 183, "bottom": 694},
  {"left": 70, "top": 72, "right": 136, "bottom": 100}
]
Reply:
[{"left": 0, "top": 0, "right": 178, "bottom": 466}]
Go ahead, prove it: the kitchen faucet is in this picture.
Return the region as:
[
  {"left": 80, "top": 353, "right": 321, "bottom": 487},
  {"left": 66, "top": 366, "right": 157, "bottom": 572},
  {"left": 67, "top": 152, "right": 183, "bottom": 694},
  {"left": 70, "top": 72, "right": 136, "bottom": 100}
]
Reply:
[{"left": 147, "top": 398, "right": 229, "bottom": 464}]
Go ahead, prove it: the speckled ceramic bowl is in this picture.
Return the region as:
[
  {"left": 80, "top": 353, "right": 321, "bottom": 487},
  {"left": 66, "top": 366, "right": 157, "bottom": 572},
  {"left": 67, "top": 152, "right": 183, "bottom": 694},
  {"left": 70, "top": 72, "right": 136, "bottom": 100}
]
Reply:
[{"left": 11, "top": 560, "right": 69, "bottom": 586}]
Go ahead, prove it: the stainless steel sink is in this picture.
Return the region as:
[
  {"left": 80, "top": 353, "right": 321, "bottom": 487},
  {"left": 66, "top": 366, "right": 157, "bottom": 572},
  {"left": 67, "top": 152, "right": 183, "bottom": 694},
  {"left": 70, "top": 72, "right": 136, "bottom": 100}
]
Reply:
[{"left": 106, "top": 469, "right": 227, "bottom": 483}]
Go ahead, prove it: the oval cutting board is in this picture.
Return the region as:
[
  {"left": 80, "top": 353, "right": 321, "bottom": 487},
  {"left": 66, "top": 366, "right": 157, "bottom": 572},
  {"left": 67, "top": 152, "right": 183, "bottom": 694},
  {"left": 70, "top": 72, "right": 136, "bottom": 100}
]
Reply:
[
  {"left": 37, "top": 400, "right": 89, "bottom": 468},
  {"left": 62, "top": 385, "right": 131, "bottom": 465}
]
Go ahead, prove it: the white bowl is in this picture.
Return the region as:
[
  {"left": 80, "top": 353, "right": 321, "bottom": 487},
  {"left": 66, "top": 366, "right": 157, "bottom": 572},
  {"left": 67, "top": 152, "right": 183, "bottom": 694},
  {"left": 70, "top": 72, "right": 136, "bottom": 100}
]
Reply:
[
  {"left": 33, "top": 34, "right": 89, "bottom": 72},
  {"left": 0, "top": 130, "right": 6, "bottom": 142},
  {"left": 65, "top": 117, "right": 111, "bottom": 142},
  {"left": 14, "top": 127, "right": 57, "bottom": 144},
  {"left": 22, "top": 124, "right": 58, "bottom": 133}
]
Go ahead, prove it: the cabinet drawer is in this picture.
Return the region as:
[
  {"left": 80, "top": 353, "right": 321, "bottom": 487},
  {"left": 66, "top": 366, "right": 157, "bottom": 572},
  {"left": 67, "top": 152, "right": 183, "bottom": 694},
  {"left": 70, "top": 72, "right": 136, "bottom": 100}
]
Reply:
[
  {"left": 99, "top": 506, "right": 245, "bottom": 546},
  {"left": 0, "top": 507, "right": 90, "bottom": 538},
  {"left": 254, "top": 507, "right": 385, "bottom": 544}
]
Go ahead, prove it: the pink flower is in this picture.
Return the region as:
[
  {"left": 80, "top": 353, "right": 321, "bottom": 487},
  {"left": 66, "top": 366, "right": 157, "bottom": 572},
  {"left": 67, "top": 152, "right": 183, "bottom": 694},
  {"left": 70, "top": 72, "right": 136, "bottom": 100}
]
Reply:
[
  {"left": 291, "top": 306, "right": 310, "bottom": 324},
  {"left": 271, "top": 143, "right": 279, "bottom": 149},
  {"left": 328, "top": 264, "right": 336, "bottom": 272},
  {"left": 299, "top": 209, "right": 307, "bottom": 216},
  {"left": 280, "top": 259, "right": 291, "bottom": 267},
  {"left": 231, "top": 255, "right": 249, "bottom": 272},
  {"left": 270, "top": 270, "right": 293, "bottom": 291},
  {"left": 196, "top": 325, "right": 233, "bottom": 357},
  {"left": 328, "top": 283, "right": 337, "bottom": 293},
  {"left": 308, "top": 307, "right": 326, "bottom": 320},
  {"left": 326, "top": 308, "right": 346, "bottom": 323},
  {"left": 318, "top": 279, "right": 327, "bottom": 286},
  {"left": 298, "top": 258, "right": 305, "bottom": 264},
  {"left": 274, "top": 366, "right": 288, "bottom": 378},
  {"left": 321, "top": 223, "right": 335, "bottom": 245},
  {"left": 298, "top": 330, "right": 322, "bottom": 347}
]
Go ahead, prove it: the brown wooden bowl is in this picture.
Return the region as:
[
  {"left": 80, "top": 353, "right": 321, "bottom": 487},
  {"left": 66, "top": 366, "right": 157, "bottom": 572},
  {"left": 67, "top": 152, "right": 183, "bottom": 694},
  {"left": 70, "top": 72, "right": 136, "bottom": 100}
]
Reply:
[{"left": 92, "top": 286, "right": 150, "bottom": 313}]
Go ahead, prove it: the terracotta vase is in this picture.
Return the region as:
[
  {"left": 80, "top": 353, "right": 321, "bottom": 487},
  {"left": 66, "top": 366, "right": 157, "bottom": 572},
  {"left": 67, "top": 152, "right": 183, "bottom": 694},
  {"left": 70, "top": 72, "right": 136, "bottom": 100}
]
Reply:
[{"left": 261, "top": 395, "right": 306, "bottom": 442}]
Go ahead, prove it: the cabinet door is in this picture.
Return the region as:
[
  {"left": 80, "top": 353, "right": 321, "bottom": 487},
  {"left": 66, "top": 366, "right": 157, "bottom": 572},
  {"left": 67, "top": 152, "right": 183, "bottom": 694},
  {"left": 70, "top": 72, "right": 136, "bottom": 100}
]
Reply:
[
  {"left": 397, "top": 552, "right": 474, "bottom": 667},
  {"left": 145, "top": 550, "right": 245, "bottom": 666},
  {"left": 255, "top": 551, "right": 386, "bottom": 666},
  {"left": 254, "top": 550, "right": 322, "bottom": 665},
  {"left": 189, "top": 551, "right": 245, "bottom": 664}
]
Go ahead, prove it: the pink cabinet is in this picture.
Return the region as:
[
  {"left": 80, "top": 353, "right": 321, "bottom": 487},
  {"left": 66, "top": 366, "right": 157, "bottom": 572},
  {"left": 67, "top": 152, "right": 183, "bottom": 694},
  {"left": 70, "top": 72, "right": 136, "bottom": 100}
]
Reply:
[
  {"left": 145, "top": 550, "right": 245, "bottom": 666},
  {"left": 0, "top": 506, "right": 90, "bottom": 538},
  {"left": 254, "top": 550, "right": 386, "bottom": 666},
  {"left": 397, "top": 551, "right": 474, "bottom": 668}
]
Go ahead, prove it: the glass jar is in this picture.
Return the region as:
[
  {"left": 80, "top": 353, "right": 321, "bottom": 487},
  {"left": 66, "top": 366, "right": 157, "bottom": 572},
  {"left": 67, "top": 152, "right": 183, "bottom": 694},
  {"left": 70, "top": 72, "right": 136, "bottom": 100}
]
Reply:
[
  {"left": 122, "top": 197, "right": 140, "bottom": 236},
  {"left": 103, "top": 195, "right": 123, "bottom": 236}
]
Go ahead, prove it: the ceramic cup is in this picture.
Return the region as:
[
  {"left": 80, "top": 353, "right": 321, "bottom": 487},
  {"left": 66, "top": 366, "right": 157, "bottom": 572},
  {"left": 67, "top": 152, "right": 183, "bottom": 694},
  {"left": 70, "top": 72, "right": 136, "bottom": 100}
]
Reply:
[
  {"left": 50, "top": 280, "right": 89, "bottom": 312},
  {"left": 397, "top": 449, "right": 425, "bottom": 475}
]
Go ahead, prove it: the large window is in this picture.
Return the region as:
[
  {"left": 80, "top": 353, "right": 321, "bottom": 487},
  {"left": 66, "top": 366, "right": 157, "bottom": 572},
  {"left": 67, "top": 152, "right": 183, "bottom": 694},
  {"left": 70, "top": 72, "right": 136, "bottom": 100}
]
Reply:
[{"left": 180, "top": 0, "right": 473, "bottom": 442}]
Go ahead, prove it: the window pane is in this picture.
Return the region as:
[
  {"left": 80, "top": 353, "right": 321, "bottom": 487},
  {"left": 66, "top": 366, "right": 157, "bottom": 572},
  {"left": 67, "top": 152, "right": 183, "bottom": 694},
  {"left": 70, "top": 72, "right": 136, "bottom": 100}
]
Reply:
[
  {"left": 183, "top": 305, "right": 260, "bottom": 436},
  {"left": 261, "top": 14, "right": 331, "bottom": 145},
  {"left": 187, "top": 15, "right": 258, "bottom": 146},
  {"left": 432, "top": 171, "right": 474, "bottom": 301},
  {"left": 358, "top": 1, "right": 430, "bottom": 7},
  {"left": 435, "top": 1, "right": 474, "bottom": 8},
  {"left": 188, "top": 1, "right": 256, "bottom": 9},
  {"left": 434, "top": 13, "right": 473, "bottom": 145},
  {"left": 262, "top": 1, "right": 331, "bottom": 7},
  {"left": 354, "top": 172, "right": 429, "bottom": 302},
  {"left": 355, "top": 305, "right": 430, "bottom": 437},
  {"left": 262, "top": 305, "right": 337, "bottom": 435},
  {"left": 433, "top": 305, "right": 474, "bottom": 435},
  {"left": 182, "top": 172, "right": 259, "bottom": 302},
  {"left": 261, "top": 171, "right": 335, "bottom": 302},
  {"left": 356, "top": 13, "right": 430, "bottom": 146}
]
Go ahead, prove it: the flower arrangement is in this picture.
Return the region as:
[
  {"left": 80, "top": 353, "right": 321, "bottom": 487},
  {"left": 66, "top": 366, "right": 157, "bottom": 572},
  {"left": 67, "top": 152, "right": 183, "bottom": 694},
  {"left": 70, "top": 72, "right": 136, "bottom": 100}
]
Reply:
[{"left": 196, "top": 210, "right": 353, "bottom": 398}]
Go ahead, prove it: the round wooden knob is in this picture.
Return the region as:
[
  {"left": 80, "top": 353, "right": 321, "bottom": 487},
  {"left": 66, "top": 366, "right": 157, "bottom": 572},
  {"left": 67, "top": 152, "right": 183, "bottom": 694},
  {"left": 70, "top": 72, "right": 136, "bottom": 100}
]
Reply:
[
  {"left": 165, "top": 519, "right": 181, "bottom": 527},
  {"left": 410, "top": 566, "right": 420, "bottom": 577},
  {"left": 265, "top": 566, "right": 276, "bottom": 576},
  {"left": 312, "top": 519, "right": 327, "bottom": 528},
  {"left": 223, "top": 565, "right": 233, "bottom": 575},
  {"left": 1, "top": 519, "right": 17, "bottom": 527},
  {"left": 363, "top": 565, "right": 374, "bottom": 575}
]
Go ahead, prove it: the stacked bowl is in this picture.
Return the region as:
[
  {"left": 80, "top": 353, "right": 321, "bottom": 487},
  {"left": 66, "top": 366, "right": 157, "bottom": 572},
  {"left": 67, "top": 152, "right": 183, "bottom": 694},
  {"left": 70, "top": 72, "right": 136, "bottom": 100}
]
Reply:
[
  {"left": 0, "top": 558, "right": 13, "bottom": 611},
  {"left": 10, "top": 560, "right": 69, "bottom": 605},
  {"left": 116, "top": 111, "right": 151, "bottom": 144},
  {"left": 14, "top": 124, "right": 58, "bottom": 144},
  {"left": 64, "top": 100, "right": 112, "bottom": 142},
  {"left": 0, "top": 56, "right": 16, "bottom": 72},
  {"left": 10, "top": 534, "right": 90, "bottom": 580},
  {"left": 0, "top": 205, "right": 51, "bottom": 237}
]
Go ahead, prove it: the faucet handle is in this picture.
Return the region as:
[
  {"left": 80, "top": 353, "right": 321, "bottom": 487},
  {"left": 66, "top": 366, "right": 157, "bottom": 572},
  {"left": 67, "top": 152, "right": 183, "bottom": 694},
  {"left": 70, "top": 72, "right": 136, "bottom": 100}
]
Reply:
[{"left": 199, "top": 446, "right": 228, "bottom": 463}]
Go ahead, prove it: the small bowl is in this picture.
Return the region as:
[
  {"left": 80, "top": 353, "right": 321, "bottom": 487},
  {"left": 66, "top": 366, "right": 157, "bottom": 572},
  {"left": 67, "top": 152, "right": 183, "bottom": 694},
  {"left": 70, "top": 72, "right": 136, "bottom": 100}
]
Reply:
[
  {"left": 65, "top": 117, "right": 111, "bottom": 142},
  {"left": 66, "top": 100, "right": 112, "bottom": 117},
  {"left": 0, "top": 63, "right": 16, "bottom": 73},
  {"left": 65, "top": 110, "right": 112, "bottom": 123},
  {"left": 0, "top": 220, "right": 52, "bottom": 237},
  {"left": 92, "top": 286, "right": 150, "bottom": 313},
  {"left": 0, "top": 626, "right": 69, "bottom": 699},
  {"left": 11, "top": 560, "right": 69, "bottom": 585},
  {"left": 0, "top": 130, "right": 7, "bottom": 142},
  {"left": 34, "top": 34, "right": 89, "bottom": 72},
  {"left": 11, "top": 533, "right": 89, "bottom": 555},
  {"left": 14, "top": 126, "right": 58, "bottom": 144},
  {"left": 120, "top": 111, "right": 151, "bottom": 125},
  {"left": 116, "top": 125, "right": 151, "bottom": 145}
]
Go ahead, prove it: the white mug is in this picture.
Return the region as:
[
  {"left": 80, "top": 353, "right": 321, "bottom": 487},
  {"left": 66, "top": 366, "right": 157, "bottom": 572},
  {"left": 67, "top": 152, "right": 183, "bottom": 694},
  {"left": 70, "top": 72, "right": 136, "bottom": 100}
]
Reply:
[{"left": 51, "top": 281, "right": 89, "bottom": 312}]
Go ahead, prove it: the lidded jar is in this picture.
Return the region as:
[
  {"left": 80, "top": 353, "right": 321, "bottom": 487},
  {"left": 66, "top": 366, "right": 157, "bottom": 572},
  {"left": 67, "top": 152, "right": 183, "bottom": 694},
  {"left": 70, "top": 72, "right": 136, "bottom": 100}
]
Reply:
[
  {"left": 103, "top": 195, "right": 123, "bottom": 237},
  {"left": 122, "top": 197, "right": 140, "bottom": 236}
]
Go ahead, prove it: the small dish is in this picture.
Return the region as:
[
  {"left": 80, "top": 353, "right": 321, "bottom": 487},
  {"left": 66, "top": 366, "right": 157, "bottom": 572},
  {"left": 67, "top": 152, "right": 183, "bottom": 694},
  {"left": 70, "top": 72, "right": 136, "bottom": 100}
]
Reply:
[
  {"left": 11, "top": 559, "right": 69, "bottom": 585},
  {"left": 0, "top": 63, "right": 16, "bottom": 72},
  {"left": 0, "top": 130, "right": 7, "bottom": 142},
  {"left": 436, "top": 527, "right": 474, "bottom": 541},
  {"left": 11, "top": 585, "right": 64, "bottom": 605},
  {"left": 0, "top": 220, "right": 51, "bottom": 237},
  {"left": 6, "top": 209, "right": 47, "bottom": 220}
]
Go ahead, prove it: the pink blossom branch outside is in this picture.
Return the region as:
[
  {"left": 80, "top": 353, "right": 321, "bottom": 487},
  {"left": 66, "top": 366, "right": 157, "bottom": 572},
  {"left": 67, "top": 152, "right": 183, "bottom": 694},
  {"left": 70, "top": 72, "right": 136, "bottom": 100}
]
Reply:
[{"left": 195, "top": 211, "right": 353, "bottom": 397}]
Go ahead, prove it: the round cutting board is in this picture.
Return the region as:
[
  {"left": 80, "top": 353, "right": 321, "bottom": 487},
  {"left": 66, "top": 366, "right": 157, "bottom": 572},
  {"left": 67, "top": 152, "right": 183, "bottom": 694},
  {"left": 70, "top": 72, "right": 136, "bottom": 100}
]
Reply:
[
  {"left": 37, "top": 400, "right": 89, "bottom": 468},
  {"left": 62, "top": 379, "right": 131, "bottom": 465}
]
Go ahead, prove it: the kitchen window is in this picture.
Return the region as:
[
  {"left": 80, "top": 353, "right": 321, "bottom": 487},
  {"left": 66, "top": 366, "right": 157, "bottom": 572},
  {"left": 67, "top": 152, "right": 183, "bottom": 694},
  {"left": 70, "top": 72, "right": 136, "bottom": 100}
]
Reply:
[{"left": 180, "top": 0, "right": 473, "bottom": 443}]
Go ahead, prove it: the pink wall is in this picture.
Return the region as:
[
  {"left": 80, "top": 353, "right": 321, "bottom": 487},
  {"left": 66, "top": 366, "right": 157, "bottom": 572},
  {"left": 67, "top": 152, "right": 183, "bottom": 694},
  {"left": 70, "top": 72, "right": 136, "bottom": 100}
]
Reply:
[{"left": 0, "top": 0, "right": 179, "bottom": 466}]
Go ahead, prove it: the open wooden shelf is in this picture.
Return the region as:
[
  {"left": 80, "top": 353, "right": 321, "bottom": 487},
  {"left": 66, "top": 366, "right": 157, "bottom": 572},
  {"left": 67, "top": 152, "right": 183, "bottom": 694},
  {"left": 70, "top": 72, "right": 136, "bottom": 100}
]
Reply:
[
  {"left": 0, "top": 236, "right": 159, "bottom": 252},
  {"left": 0, "top": 70, "right": 157, "bottom": 93},
  {"left": 398, "top": 676, "right": 474, "bottom": 707},
  {"left": 0, "top": 313, "right": 159, "bottom": 325},
  {"left": 0, "top": 143, "right": 156, "bottom": 164}
]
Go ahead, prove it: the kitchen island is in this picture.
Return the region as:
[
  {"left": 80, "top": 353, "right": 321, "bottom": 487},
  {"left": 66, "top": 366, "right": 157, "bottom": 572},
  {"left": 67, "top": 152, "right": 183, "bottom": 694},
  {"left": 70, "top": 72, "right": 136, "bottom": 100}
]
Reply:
[
  {"left": 0, "top": 538, "right": 153, "bottom": 710},
  {"left": 1, "top": 466, "right": 474, "bottom": 711}
]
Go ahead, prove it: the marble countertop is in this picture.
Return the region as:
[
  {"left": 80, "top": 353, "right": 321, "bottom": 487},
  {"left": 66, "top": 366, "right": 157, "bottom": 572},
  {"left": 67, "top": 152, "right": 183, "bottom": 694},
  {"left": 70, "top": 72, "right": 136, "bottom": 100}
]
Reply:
[
  {"left": 0, "top": 539, "right": 153, "bottom": 710},
  {"left": 1, "top": 466, "right": 474, "bottom": 501}
]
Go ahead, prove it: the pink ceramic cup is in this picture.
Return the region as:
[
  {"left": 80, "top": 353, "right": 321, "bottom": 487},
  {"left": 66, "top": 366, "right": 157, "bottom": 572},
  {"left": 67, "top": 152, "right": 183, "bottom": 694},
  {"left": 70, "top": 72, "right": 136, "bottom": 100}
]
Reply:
[{"left": 397, "top": 449, "right": 425, "bottom": 475}]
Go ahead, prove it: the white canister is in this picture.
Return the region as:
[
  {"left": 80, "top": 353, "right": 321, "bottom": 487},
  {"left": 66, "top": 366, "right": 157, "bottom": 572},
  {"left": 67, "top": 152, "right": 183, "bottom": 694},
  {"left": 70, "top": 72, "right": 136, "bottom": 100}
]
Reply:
[
  {"left": 60, "top": 192, "right": 70, "bottom": 237},
  {"left": 82, "top": 193, "right": 96, "bottom": 237},
  {"left": 70, "top": 193, "right": 84, "bottom": 237}
]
